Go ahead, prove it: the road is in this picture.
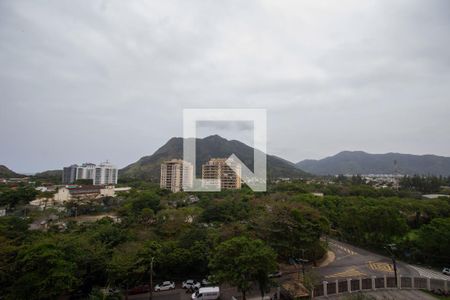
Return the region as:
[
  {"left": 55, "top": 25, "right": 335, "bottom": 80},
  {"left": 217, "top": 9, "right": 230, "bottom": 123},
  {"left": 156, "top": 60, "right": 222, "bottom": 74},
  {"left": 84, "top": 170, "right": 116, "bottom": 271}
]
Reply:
[
  {"left": 316, "top": 239, "right": 450, "bottom": 281},
  {"left": 127, "top": 285, "right": 271, "bottom": 300},
  {"left": 128, "top": 288, "right": 189, "bottom": 300},
  {"left": 129, "top": 240, "right": 449, "bottom": 300}
]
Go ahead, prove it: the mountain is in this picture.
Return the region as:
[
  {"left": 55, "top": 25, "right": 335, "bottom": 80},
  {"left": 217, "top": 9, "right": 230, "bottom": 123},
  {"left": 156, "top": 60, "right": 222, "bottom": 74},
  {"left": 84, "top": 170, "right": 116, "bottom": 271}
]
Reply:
[
  {"left": 0, "top": 165, "right": 25, "bottom": 178},
  {"left": 120, "top": 135, "right": 309, "bottom": 180},
  {"left": 296, "top": 151, "right": 450, "bottom": 176},
  {"left": 33, "top": 170, "right": 62, "bottom": 182}
]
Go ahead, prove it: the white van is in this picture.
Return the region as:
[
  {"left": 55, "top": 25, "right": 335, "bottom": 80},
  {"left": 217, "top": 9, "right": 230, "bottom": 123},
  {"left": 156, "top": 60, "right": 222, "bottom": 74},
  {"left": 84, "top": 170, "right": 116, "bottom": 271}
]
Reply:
[{"left": 191, "top": 286, "right": 220, "bottom": 300}]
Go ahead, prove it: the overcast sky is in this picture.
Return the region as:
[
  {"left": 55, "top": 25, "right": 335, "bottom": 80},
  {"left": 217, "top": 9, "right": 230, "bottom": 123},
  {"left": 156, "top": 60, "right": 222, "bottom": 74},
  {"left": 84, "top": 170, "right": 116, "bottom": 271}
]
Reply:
[{"left": 1, "top": 0, "right": 450, "bottom": 173}]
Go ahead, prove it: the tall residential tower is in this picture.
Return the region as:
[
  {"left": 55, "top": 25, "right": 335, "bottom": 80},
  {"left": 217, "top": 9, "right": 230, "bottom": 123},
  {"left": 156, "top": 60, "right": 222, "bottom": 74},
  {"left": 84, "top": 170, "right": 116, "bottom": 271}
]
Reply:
[
  {"left": 160, "top": 159, "right": 193, "bottom": 192},
  {"left": 202, "top": 158, "right": 242, "bottom": 190}
]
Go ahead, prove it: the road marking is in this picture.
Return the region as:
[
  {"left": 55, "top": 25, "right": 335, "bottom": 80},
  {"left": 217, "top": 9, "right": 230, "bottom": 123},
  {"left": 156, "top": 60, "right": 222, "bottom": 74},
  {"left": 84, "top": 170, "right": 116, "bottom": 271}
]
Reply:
[
  {"left": 410, "top": 265, "right": 450, "bottom": 280},
  {"left": 329, "top": 242, "right": 357, "bottom": 256},
  {"left": 368, "top": 261, "right": 394, "bottom": 272},
  {"left": 325, "top": 268, "right": 366, "bottom": 278}
]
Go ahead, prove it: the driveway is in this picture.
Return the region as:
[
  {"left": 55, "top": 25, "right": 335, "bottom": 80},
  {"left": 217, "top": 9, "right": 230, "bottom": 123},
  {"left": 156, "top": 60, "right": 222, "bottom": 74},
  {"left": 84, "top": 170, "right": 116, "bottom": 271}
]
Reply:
[{"left": 316, "top": 239, "right": 420, "bottom": 280}]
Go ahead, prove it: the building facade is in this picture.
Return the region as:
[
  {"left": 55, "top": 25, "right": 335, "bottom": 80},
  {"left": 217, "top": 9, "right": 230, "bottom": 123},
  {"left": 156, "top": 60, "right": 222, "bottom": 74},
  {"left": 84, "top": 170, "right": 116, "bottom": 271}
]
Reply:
[
  {"left": 160, "top": 159, "right": 193, "bottom": 192},
  {"left": 76, "top": 163, "right": 96, "bottom": 181},
  {"left": 62, "top": 165, "right": 78, "bottom": 184},
  {"left": 202, "top": 158, "right": 242, "bottom": 190},
  {"left": 62, "top": 162, "right": 118, "bottom": 185},
  {"left": 93, "top": 162, "right": 118, "bottom": 185}
]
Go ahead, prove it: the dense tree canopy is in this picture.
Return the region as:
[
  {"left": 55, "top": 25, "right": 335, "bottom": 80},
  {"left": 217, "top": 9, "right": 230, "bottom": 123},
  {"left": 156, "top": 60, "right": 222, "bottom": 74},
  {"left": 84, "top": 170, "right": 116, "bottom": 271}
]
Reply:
[
  {"left": 209, "top": 236, "right": 277, "bottom": 300},
  {"left": 0, "top": 179, "right": 449, "bottom": 299}
]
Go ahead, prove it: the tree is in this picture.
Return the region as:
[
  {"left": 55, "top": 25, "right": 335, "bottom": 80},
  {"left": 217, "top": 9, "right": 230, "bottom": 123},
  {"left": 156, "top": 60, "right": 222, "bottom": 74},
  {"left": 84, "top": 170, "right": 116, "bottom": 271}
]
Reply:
[
  {"left": 416, "top": 217, "right": 450, "bottom": 265},
  {"left": 139, "top": 208, "right": 155, "bottom": 226},
  {"left": 251, "top": 202, "right": 329, "bottom": 261},
  {"left": 0, "top": 236, "right": 17, "bottom": 298},
  {"left": 209, "top": 237, "right": 277, "bottom": 300},
  {"left": 339, "top": 206, "right": 408, "bottom": 247},
  {"left": 107, "top": 242, "right": 144, "bottom": 298},
  {"left": 0, "top": 186, "right": 38, "bottom": 208},
  {"left": 130, "top": 191, "right": 161, "bottom": 213},
  {"left": 75, "top": 179, "right": 93, "bottom": 185},
  {"left": 10, "top": 239, "right": 79, "bottom": 299}
]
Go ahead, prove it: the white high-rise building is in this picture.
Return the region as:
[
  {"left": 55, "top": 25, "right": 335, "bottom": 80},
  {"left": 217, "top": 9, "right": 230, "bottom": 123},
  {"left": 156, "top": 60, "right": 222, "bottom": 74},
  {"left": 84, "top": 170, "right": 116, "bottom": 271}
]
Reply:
[
  {"left": 76, "top": 163, "right": 96, "bottom": 181},
  {"left": 94, "top": 162, "right": 118, "bottom": 185},
  {"left": 62, "top": 162, "right": 118, "bottom": 185}
]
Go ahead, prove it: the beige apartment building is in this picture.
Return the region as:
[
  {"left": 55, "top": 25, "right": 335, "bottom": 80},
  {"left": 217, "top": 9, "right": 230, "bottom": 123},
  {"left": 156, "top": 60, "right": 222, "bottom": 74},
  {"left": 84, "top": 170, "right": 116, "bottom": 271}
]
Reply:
[
  {"left": 202, "top": 158, "right": 242, "bottom": 190},
  {"left": 160, "top": 159, "right": 193, "bottom": 192}
]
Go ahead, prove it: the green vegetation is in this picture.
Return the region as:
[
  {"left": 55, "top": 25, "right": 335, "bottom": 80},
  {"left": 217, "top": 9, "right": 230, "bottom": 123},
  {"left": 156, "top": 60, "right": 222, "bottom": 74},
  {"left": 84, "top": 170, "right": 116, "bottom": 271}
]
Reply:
[
  {"left": 400, "top": 175, "right": 450, "bottom": 194},
  {"left": 209, "top": 236, "right": 277, "bottom": 300},
  {"left": 0, "top": 178, "right": 449, "bottom": 299},
  {"left": 0, "top": 165, "right": 25, "bottom": 178},
  {"left": 0, "top": 185, "right": 38, "bottom": 208}
]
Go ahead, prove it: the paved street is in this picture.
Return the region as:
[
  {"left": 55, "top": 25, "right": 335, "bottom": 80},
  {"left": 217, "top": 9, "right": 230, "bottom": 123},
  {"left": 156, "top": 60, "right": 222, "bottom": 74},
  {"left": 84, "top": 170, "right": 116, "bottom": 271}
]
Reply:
[
  {"left": 129, "top": 240, "right": 449, "bottom": 300},
  {"left": 128, "top": 288, "right": 190, "bottom": 300},
  {"left": 316, "top": 239, "right": 449, "bottom": 281},
  {"left": 128, "top": 285, "right": 275, "bottom": 300}
]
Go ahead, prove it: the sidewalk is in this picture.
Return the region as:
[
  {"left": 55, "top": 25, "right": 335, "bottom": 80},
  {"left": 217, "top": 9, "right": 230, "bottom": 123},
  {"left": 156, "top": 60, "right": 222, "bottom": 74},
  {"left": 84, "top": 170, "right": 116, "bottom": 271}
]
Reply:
[{"left": 315, "top": 250, "right": 336, "bottom": 268}]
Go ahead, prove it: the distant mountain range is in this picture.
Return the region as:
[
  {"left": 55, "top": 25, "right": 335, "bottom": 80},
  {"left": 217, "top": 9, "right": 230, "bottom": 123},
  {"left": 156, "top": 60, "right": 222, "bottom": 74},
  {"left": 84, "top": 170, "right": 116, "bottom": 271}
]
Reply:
[
  {"left": 33, "top": 169, "right": 63, "bottom": 181},
  {"left": 0, "top": 165, "right": 25, "bottom": 178},
  {"left": 296, "top": 151, "right": 450, "bottom": 176},
  {"left": 120, "top": 135, "right": 309, "bottom": 180},
  {"left": 0, "top": 165, "right": 63, "bottom": 181},
  {"left": 5, "top": 144, "right": 450, "bottom": 181}
]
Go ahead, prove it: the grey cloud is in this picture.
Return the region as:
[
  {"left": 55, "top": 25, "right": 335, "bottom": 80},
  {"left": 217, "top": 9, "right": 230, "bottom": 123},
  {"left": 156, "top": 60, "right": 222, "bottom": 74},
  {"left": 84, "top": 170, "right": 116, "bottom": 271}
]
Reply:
[
  {"left": 1, "top": 0, "right": 450, "bottom": 172},
  {"left": 197, "top": 121, "right": 253, "bottom": 132}
]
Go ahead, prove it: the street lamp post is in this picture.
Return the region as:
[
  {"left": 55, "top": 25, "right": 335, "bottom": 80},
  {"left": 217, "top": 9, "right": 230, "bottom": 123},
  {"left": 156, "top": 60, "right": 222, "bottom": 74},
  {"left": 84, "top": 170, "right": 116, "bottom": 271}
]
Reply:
[
  {"left": 385, "top": 244, "right": 398, "bottom": 288},
  {"left": 149, "top": 257, "right": 154, "bottom": 300}
]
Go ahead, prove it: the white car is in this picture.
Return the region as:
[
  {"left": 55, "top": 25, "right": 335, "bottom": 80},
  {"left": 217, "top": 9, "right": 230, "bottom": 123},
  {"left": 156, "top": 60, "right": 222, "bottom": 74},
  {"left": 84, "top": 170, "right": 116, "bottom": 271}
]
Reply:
[
  {"left": 443, "top": 268, "right": 450, "bottom": 276},
  {"left": 182, "top": 279, "right": 201, "bottom": 289},
  {"left": 154, "top": 281, "right": 175, "bottom": 292},
  {"left": 191, "top": 287, "right": 220, "bottom": 300},
  {"left": 268, "top": 270, "right": 283, "bottom": 278},
  {"left": 201, "top": 278, "right": 211, "bottom": 286},
  {"left": 201, "top": 276, "right": 215, "bottom": 286}
]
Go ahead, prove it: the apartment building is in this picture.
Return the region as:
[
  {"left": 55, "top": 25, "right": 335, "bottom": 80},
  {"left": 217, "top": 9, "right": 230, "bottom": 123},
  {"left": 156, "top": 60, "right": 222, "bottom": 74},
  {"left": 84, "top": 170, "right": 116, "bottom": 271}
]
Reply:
[
  {"left": 76, "top": 163, "right": 96, "bottom": 181},
  {"left": 160, "top": 159, "right": 193, "bottom": 192},
  {"left": 93, "top": 162, "right": 118, "bottom": 185},
  {"left": 62, "top": 164, "right": 78, "bottom": 184},
  {"left": 62, "top": 162, "right": 118, "bottom": 185},
  {"left": 202, "top": 158, "right": 242, "bottom": 190}
]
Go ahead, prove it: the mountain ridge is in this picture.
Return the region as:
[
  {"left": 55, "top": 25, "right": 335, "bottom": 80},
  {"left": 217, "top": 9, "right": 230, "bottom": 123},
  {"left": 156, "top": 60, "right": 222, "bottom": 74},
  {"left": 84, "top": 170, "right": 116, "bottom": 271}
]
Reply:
[
  {"left": 296, "top": 150, "right": 450, "bottom": 176},
  {"left": 120, "top": 135, "right": 309, "bottom": 180},
  {"left": 0, "top": 165, "right": 25, "bottom": 178}
]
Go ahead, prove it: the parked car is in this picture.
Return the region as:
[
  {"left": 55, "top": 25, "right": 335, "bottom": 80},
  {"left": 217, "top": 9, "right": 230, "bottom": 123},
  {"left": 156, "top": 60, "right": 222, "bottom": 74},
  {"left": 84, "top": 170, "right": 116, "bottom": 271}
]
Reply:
[
  {"left": 191, "top": 286, "right": 220, "bottom": 300},
  {"left": 201, "top": 278, "right": 211, "bottom": 286},
  {"left": 183, "top": 279, "right": 201, "bottom": 289},
  {"left": 154, "top": 281, "right": 175, "bottom": 292},
  {"left": 443, "top": 268, "right": 450, "bottom": 276},
  {"left": 201, "top": 275, "right": 217, "bottom": 286},
  {"left": 269, "top": 270, "right": 283, "bottom": 278}
]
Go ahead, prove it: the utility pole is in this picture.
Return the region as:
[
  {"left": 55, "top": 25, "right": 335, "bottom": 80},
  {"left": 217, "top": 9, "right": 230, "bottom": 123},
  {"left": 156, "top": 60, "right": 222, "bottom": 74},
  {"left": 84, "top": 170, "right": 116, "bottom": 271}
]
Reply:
[
  {"left": 149, "top": 257, "right": 154, "bottom": 300},
  {"left": 298, "top": 249, "right": 309, "bottom": 281},
  {"left": 385, "top": 244, "right": 398, "bottom": 288}
]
